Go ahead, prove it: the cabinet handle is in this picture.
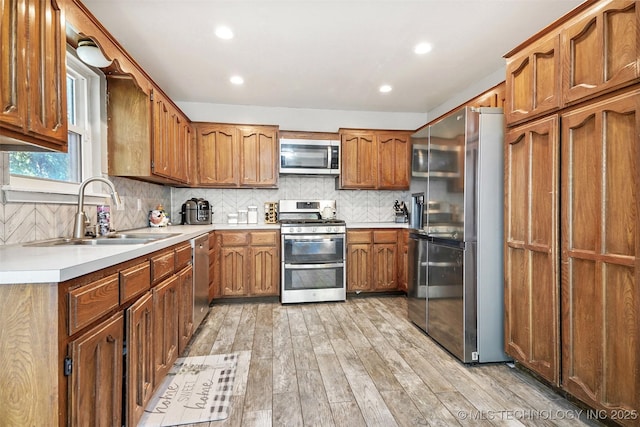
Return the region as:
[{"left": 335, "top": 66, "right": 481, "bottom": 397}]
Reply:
[{"left": 106, "top": 335, "right": 115, "bottom": 343}]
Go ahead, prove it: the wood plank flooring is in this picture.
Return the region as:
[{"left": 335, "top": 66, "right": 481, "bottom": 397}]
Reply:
[{"left": 177, "top": 296, "right": 600, "bottom": 427}]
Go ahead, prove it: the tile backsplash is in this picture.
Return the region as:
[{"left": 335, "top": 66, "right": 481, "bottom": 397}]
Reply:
[
  {"left": 171, "top": 176, "right": 410, "bottom": 225},
  {"left": 0, "top": 176, "right": 170, "bottom": 246},
  {"left": 1, "top": 174, "right": 408, "bottom": 245}
]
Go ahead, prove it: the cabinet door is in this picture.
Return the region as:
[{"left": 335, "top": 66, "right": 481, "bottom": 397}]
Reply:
[
  {"left": 126, "top": 291, "right": 153, "bottom": 427},
  {"left": 250, "top": 246, "right": 279, "bottom": 296},
  {"left": 152, "top": 91, "right": 172, "bottom": 178},
  {"left": 0, "top": 0, "right": 28, "bottom": 133},
  {"left": 340, "top": 131, "right": 377, "bottom": 189},
  {"left": 373, "top": 243, "right": 398, "bottom": 290},
  {"left": 504, "top": 115, "right": 560, "bottom": 385},
  {"left": 1, "top": 0, "right": 67, "bottom": 149},
  {"left": 378, "top": 132, "right": 411, "bottom": 190},
  {"left": 178, "top": 265, "right": 194, "bottom": 354},
  {"left": 69, "top": 312, "right": 124, "bottom": 427},
  {"left": 26, "top": 0, "right": 66, "bottom": 144},
  {"left": 505, "top": 33, "right": 561, "bottom": 125},
  {"left": 152, "top": 274, "right": 179, "bottom": 384},
  {"left": 171, "top": 116, "right": 192, "bottom": 183},
  {"left": 561, "top": 89, "right": 639, "bottom": 416},
  {"left": 220, "top": 246, "right": 248, "bottom": 296},
  {"left": 347, "top": 243, "right": 372, "bottom": 291},
  {"left": 397, "top": 230, "right": 409, "bottom": 292},
  {"left": 197, "top": 124, "right": 238, "bottom": 186},
  {"left": 238, "top": 126, "right": 278, "bottom": 187},
  {"left": 562, "top": 0, "right": 639, "bottom": 105}
]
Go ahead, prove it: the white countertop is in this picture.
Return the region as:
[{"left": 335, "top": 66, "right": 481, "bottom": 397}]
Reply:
[
  {"left": 347, "top": 222, "right": 409, "bottom": 229},
  {"left": 0, "top": 221, "right": 403, "bottom": 284}
]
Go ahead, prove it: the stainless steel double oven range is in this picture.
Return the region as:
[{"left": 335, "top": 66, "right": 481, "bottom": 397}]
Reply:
[{"left": 279, "top": 200, "right": 346, "bottom": 304}]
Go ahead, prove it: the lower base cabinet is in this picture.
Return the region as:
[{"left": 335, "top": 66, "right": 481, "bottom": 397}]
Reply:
[
  {"left": 346, "top": 229, "right": 404, "bottom": 292},
  {"left": 69, "top": 312, "right": 124, "bottom": 427},
  {"left": 214, "top": 230, "right": 280, "bottom": 297},
  {"left": 58, "top": 242, "right": 196, "bottom": 427},
  {"left": 126, "top": 292, "right": 154, "bottom": 427}
]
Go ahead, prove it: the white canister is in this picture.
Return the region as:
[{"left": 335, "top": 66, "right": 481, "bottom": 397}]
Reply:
[
  {"left": 247, "top": 206, "right": 258, "bottom": 224},
  {"left": 237, "top": 209, "right": 248, "bottom": 224}
]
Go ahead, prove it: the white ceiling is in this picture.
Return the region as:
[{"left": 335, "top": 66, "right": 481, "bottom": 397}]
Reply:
[{"left": 82, "top": 0, "right": 583, "bottom": 114}]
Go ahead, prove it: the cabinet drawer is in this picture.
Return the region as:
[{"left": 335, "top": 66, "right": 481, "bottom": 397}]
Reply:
[
  {"left": 120, "top": 261, "right": 151, "bottom": 304},
  {"left": 68, "top": 274, "right": 120, "bottom": 335},
  {"left": 220, "top": 232, "right": 249, "bottom": 246},
  {"left": 151, "top": 250, "right": 175, "bottom": 284},
  {"left": 175, "top": 243, "right": 192, "bottom": 270},
  {"left": 251, "top": 231, "right": 277, "bottom": 246},
  {"left": 348, "top": 231, "right": 372, "bottom": 244},
  {"left": 373, "top": 230, "right": 398, "bottom": 244}
]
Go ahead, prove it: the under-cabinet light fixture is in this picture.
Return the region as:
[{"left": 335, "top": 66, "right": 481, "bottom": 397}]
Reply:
[{"left": 76, "top": 39, "right": 112, "bottom": 68}]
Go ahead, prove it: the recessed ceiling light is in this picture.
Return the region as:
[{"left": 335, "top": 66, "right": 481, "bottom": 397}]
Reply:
[
  {"left": 215, "top": 26, "right": 234, "bottom": 40},
  {"left": 230, "top": 75, "right": 244, "bottom": 85},
  {"left": 414, "top": 42, "right": 432, "bottom": 55},
  {"left": 379, "top": 84, "right": 392, "bottom": 93}
]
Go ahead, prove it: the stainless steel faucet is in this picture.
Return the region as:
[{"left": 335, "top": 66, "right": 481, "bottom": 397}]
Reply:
[{"left": 72, "top": 177, "right": 122, "bottom": 239}]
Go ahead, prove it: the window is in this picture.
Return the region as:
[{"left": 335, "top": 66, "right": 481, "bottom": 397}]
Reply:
[{"left": 5, "top": 49, "right": 105, "bottom": 201}]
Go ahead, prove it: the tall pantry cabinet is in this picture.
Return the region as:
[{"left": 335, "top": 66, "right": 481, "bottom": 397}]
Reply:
[{"left": 504, "top": 0, "right": 639, "bottom": 423}]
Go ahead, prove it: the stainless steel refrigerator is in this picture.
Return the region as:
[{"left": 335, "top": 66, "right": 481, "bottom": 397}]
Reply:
[{"left": 408, "top": 106, "right": 509, "bottom": 363}]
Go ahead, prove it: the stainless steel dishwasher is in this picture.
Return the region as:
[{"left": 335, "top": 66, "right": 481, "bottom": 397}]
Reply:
[{"left": 191, "top": 234, "right": 210, "bottom": 327}]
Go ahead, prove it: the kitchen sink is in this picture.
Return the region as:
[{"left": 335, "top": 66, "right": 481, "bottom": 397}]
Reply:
[{"left": 24, "top": 232, "right": 181, "bottom": 247}]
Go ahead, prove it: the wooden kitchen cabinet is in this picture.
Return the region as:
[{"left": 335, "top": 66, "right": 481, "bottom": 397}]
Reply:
[
  {"left": 504, "top": 32, "right": 561, "bottom": 126},
  {"left": 68, "top": 312, "right": 124, "bottom": 427},
  {"left": 347, "top": 229, "right": 403, "bottom": 292},
  {"left": 209, "top": 231, "right": 218, "bottom": 300},
  {"left": 126, "top": 291, "right": 154, "bottom": 427},
  {"left": 0, "top": 0, "right": 67, "bottom": 151},
  {"left": 340, "top": 129, "right": 411, "bottom": 190},
  {"left": 239, "top": 125, "right": 279, "bottom": 187},
  {"left": 378, "top": 132, "right": 411, "bottom": 190},
  {"left": 503, "top": 115, "right": 560, "bottom": 385},
  {"left": 373, "top": 230, "right": 399, "bottom": 290},
  {"left": 249, "top": 231, "right": 280, "bottom": 296},
  {"left": 178, "top": 264, "right": 194, "bottom": 354},
  {"left": 397, "top": 230, "right": 409, "bottom": 292},
  {"left": 215, "top": 230, "right": 280, "bottom": 297},
  {"left": 561, "top": 89, "right": 639, "bottom": 421},
  {"left": 196, "top": 123, "right": 278, "bottom": 188},
  {"left": 346, "top": 230, "right": 374, "bottom": 291},
  {"left": 107, "top": 78, "right": 192, "bottom": 184},
  {"left": 561, "top": 0, "right": 639, "bottom": 106},
  {"left": 340, "top": 130, "right": 378, "bottom": 189},
  {"left": 152, "top": 274, "right": 180, "bottom": 385}
]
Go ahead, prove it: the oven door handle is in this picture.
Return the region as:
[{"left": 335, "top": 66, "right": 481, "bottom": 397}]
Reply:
[
  {"left": 283, "top": 234, "right": 343, "bottom": 241},
  {"left": 283, "top": 262, "right": 344, "bottom": 269}
]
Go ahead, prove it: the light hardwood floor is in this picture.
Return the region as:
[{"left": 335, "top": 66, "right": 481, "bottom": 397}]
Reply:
[{"left": 179, "top": 296, "right": 600, "bottom": 427}]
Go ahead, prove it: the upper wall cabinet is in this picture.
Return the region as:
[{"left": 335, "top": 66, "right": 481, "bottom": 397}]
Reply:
[
  {"left": 377, "top": 132, "right": 411, "bottom": 190},
  {"left": 107, "top": 78, "right": 192, "bottom": 185},
  {"left": 505, "top": 33, "right": 561, "bottom": 125},
  {"left": 561, "top": 0, "right": 639, "bottom": 105},
  {"left": 339, "top": 129, "right": 411, "bottom": 190},
  {"left": 0, "top": 0, "right": 67, "bottom": 151},
  {"left": 195, "top": 123, "right": 278, "bottom": 188}
]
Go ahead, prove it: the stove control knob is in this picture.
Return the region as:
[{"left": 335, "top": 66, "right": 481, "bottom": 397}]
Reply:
[
  {"left": 296, "top": 227, "right": 301, "bottom": 233},
  {"left": 328, "top": 227, "right": 334, "bottom": 233},
  {"left": 312, "top": 227, "right": 317, "bottom": 233}
]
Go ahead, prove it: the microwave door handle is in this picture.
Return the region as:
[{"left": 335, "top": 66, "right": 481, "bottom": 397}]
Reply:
[{"left": 327, "top": 146, "right": 332, "bottom": 167}]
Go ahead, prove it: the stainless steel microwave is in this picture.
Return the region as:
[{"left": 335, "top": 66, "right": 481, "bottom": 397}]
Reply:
[{"left": 279, "top": 139, "right": 340, "bottom": 175}]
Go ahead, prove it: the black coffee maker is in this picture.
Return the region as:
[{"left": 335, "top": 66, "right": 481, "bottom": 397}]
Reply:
[{"left": 180, "top": 198, "right": 212, "bottom": 224}]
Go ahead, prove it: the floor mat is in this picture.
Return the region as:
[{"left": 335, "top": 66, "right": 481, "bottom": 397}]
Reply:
[{"left": 138, "top": 353, "right": 238, "bottom": 426}]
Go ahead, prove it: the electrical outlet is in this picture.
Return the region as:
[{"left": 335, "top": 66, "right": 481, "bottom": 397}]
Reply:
[{"left": 137, "top": 198, "right": 142, "bottom": 211}]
